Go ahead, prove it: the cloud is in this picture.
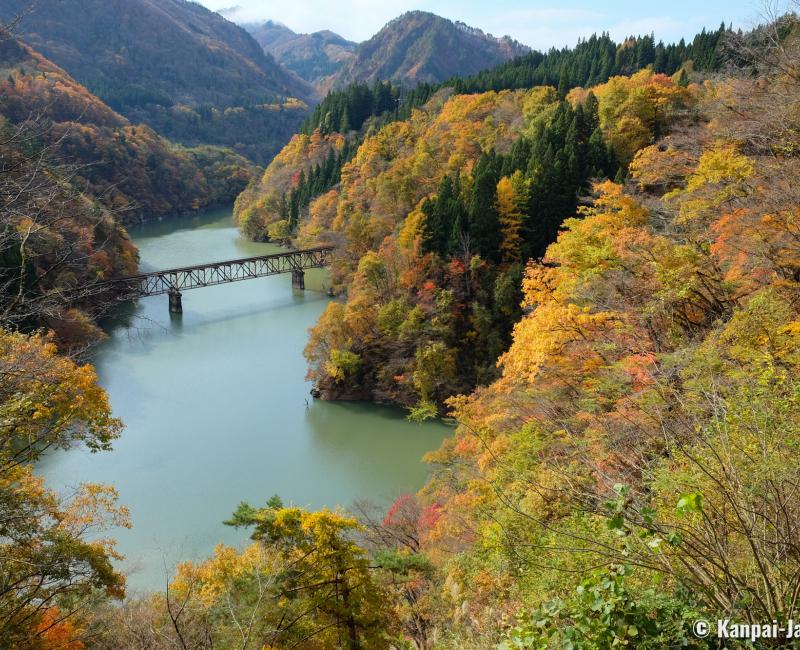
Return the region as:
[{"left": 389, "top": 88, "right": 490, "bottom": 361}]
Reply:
[
  {"left": 215, "top": 5, "right": 245, "bottom": 20},
  {"left": 203, "top": 0, "right": 415, "bottom": 38}
]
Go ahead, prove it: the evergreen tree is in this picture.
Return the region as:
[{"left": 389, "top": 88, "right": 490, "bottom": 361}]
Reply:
[
  {"left": 468, "top": 154, "right": 502, "bottom": 262},
  {"left": 279, "top": 193, "right": 288, "bottom": 219},
  {"left": 430, "top": 175, "right": 455, "bottom": 255},
  {"left": 289, "top": 190, "right": 300, "bottom": 230}
]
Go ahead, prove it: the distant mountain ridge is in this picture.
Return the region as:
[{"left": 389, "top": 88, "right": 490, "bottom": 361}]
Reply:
[
  {"left": 243, "top": 11, "right": 529, "bottom": 93},
  {"left": 246, "top": 20, "right": 357, "bottom": 88},
  {"left": 0, "top": 0, "right": 315, "bottom": 162},
  {"left": 3, "top": 4, "right": 530, "bottom": 161},
  {"left": 329, "top": 11, "right": 529, "bottom": 90}
]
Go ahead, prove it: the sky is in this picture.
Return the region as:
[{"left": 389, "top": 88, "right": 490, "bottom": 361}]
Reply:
[{"left": 199, "top": 0, "right": 772, "bottom": 48}]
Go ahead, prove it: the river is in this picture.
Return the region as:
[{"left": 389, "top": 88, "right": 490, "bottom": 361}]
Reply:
[{"left": 38, "top": 207, "right": 449, "bottom": 592}]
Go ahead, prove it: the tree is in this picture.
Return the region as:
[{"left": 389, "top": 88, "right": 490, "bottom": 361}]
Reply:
[
  {"left": 0, "top": 329, "right": 121, "bottom": 470},
  {"left": 225, "top": 497, "right": 394, "bottom": 649},
  {"left": 0, "top": 328, "right": 127, "bottom": 647},
  {"left": 500, "top": 564, "right": 703, "bottom": 649},
  {"left": 267, "top": 219, "right": 291, "bottom": 243},
  {"left": 0, "top": 115, "right": 137, "bottom": 341},
  {"left": 412, "top": 342, "right": 457, "bottom": 417},
  {"left": 353, "top": 495, "right": 442, "bottom": 650},
  {"left": 496, "top": 171, "right": 530, "bottom": 266},
  {"left": 468, "top": 154, "right": 501, "bottom": 262},
  {"left": 423, "top": 175, "right": 457, "bottom": 256}
]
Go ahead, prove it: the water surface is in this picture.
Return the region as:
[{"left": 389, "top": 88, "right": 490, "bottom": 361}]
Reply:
[{"left": 40, "top": 207, "right": 449, "bottom": 591}]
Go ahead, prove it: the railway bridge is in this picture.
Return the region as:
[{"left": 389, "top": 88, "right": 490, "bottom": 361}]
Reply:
[{"left": 106, "top": 246, "right": 333, "bottom": 313}]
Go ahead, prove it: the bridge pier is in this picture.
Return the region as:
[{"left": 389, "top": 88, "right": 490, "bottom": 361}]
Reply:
[
  {"left": 168, "top": 289, "right": 183, "bottom": 314},
  {"left": 291, "top": 269, "right": 305, "bottom": 290}
]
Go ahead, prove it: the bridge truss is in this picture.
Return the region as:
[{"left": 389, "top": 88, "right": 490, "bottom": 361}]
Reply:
[{"left": 109, "top": 246, "right": 334, "bottom": 297}]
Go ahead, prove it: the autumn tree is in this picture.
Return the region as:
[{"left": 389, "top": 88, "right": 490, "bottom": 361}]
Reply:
[
  {"left": 496, "top": 171, "right": 530, "bottom": 266},
  {"left": 0, "top": 329, "right": 127, "bottom": 648},
  {"left": 353, "top": 495, "right": 443, "bottom": 650},
  {"left": 0, "top": 114, "right": 138, "bottom": 343},
  {"left": 224, "top": 497, "right": 394, "bottom": 649}
]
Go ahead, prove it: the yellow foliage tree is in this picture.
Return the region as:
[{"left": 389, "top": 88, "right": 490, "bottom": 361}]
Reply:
[
  {"left": 666, "top": 142, "right": 755, "bottom": 225},
  {"left": 496, "top": 171, "right": 530, "bottom": 266}
]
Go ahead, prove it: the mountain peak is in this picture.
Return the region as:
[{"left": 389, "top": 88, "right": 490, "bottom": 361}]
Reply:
[{"left": 329, "top": 11, "right": 529, "bottom": 89}]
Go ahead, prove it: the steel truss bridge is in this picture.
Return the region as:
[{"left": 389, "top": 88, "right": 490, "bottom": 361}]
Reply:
[{"left": 105, "top": 246, "right": 333, "bottom": 313}]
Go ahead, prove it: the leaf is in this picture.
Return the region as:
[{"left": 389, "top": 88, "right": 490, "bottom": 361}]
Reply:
[{"left": 675, "top": 493, "right": 703, "bottom": 516}]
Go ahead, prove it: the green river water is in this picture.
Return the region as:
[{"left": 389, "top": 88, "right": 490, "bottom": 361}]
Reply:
[{"left": 38, "top": 207, "right": 449, "bottom": 593}]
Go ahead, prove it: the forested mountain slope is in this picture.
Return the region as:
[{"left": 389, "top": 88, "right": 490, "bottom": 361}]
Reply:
[
  {"left": 0, "top": 29, "right": 261, "bottom": 346},
  {"left": 247, "top": 20, "right": 357, "bottom": 89},
  {"left": 277, "top": 27, "right": 727, "bottom": 223},
  {"left": 222, "top": 20, "right": 800, "bottom": 649},
  {"left": 6, "top": 9, "right": 800, "bottom": 649},
  {"left": 234, "top": 25, "right": 723, "bottom": 412},
  {"left": 0, "top": 35, "right": 255, "bottom": 224},
  {"left": 447, "top": 25, "right": 728, "bottom": 92},
  {"left": 0, "top": 0, "right": 315, "bottom": 162},
  {"left": 236, "top": 73, "right": 658, "bottom": 408},
  {"left": 420, "top": 28, "right": 800, "bottom": 645},
  {"left": 329, "top": 11, "right": 529, "bottom": 89},
  {"left": 0, "top": 115, "right": 139, "bottom": 345}
]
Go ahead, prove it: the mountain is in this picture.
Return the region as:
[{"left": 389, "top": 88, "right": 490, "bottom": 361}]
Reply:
[
  {"left": 246, "top": 21, "right": 356, "bottom": 88},
  {"left": 0, "top": 34, "right": 255, "bottom": 224},
  {"left": 329, "top": 11, "right": 529, "bottom": 90},
  {"left": 0, "top": 0, "right": 316, "bottom": 162}
]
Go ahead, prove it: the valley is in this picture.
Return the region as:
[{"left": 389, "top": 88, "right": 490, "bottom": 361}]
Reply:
[
  {"left": 37, "top": 207, "right": 447, "bottom": 592},
  {"left": 2, "top": 2, "right": 799, "bottom": 648}
]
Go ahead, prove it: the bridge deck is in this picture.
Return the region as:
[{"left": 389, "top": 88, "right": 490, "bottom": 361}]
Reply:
[{"left": 107, "top": 246, "right": 333, "bottom": 297}]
